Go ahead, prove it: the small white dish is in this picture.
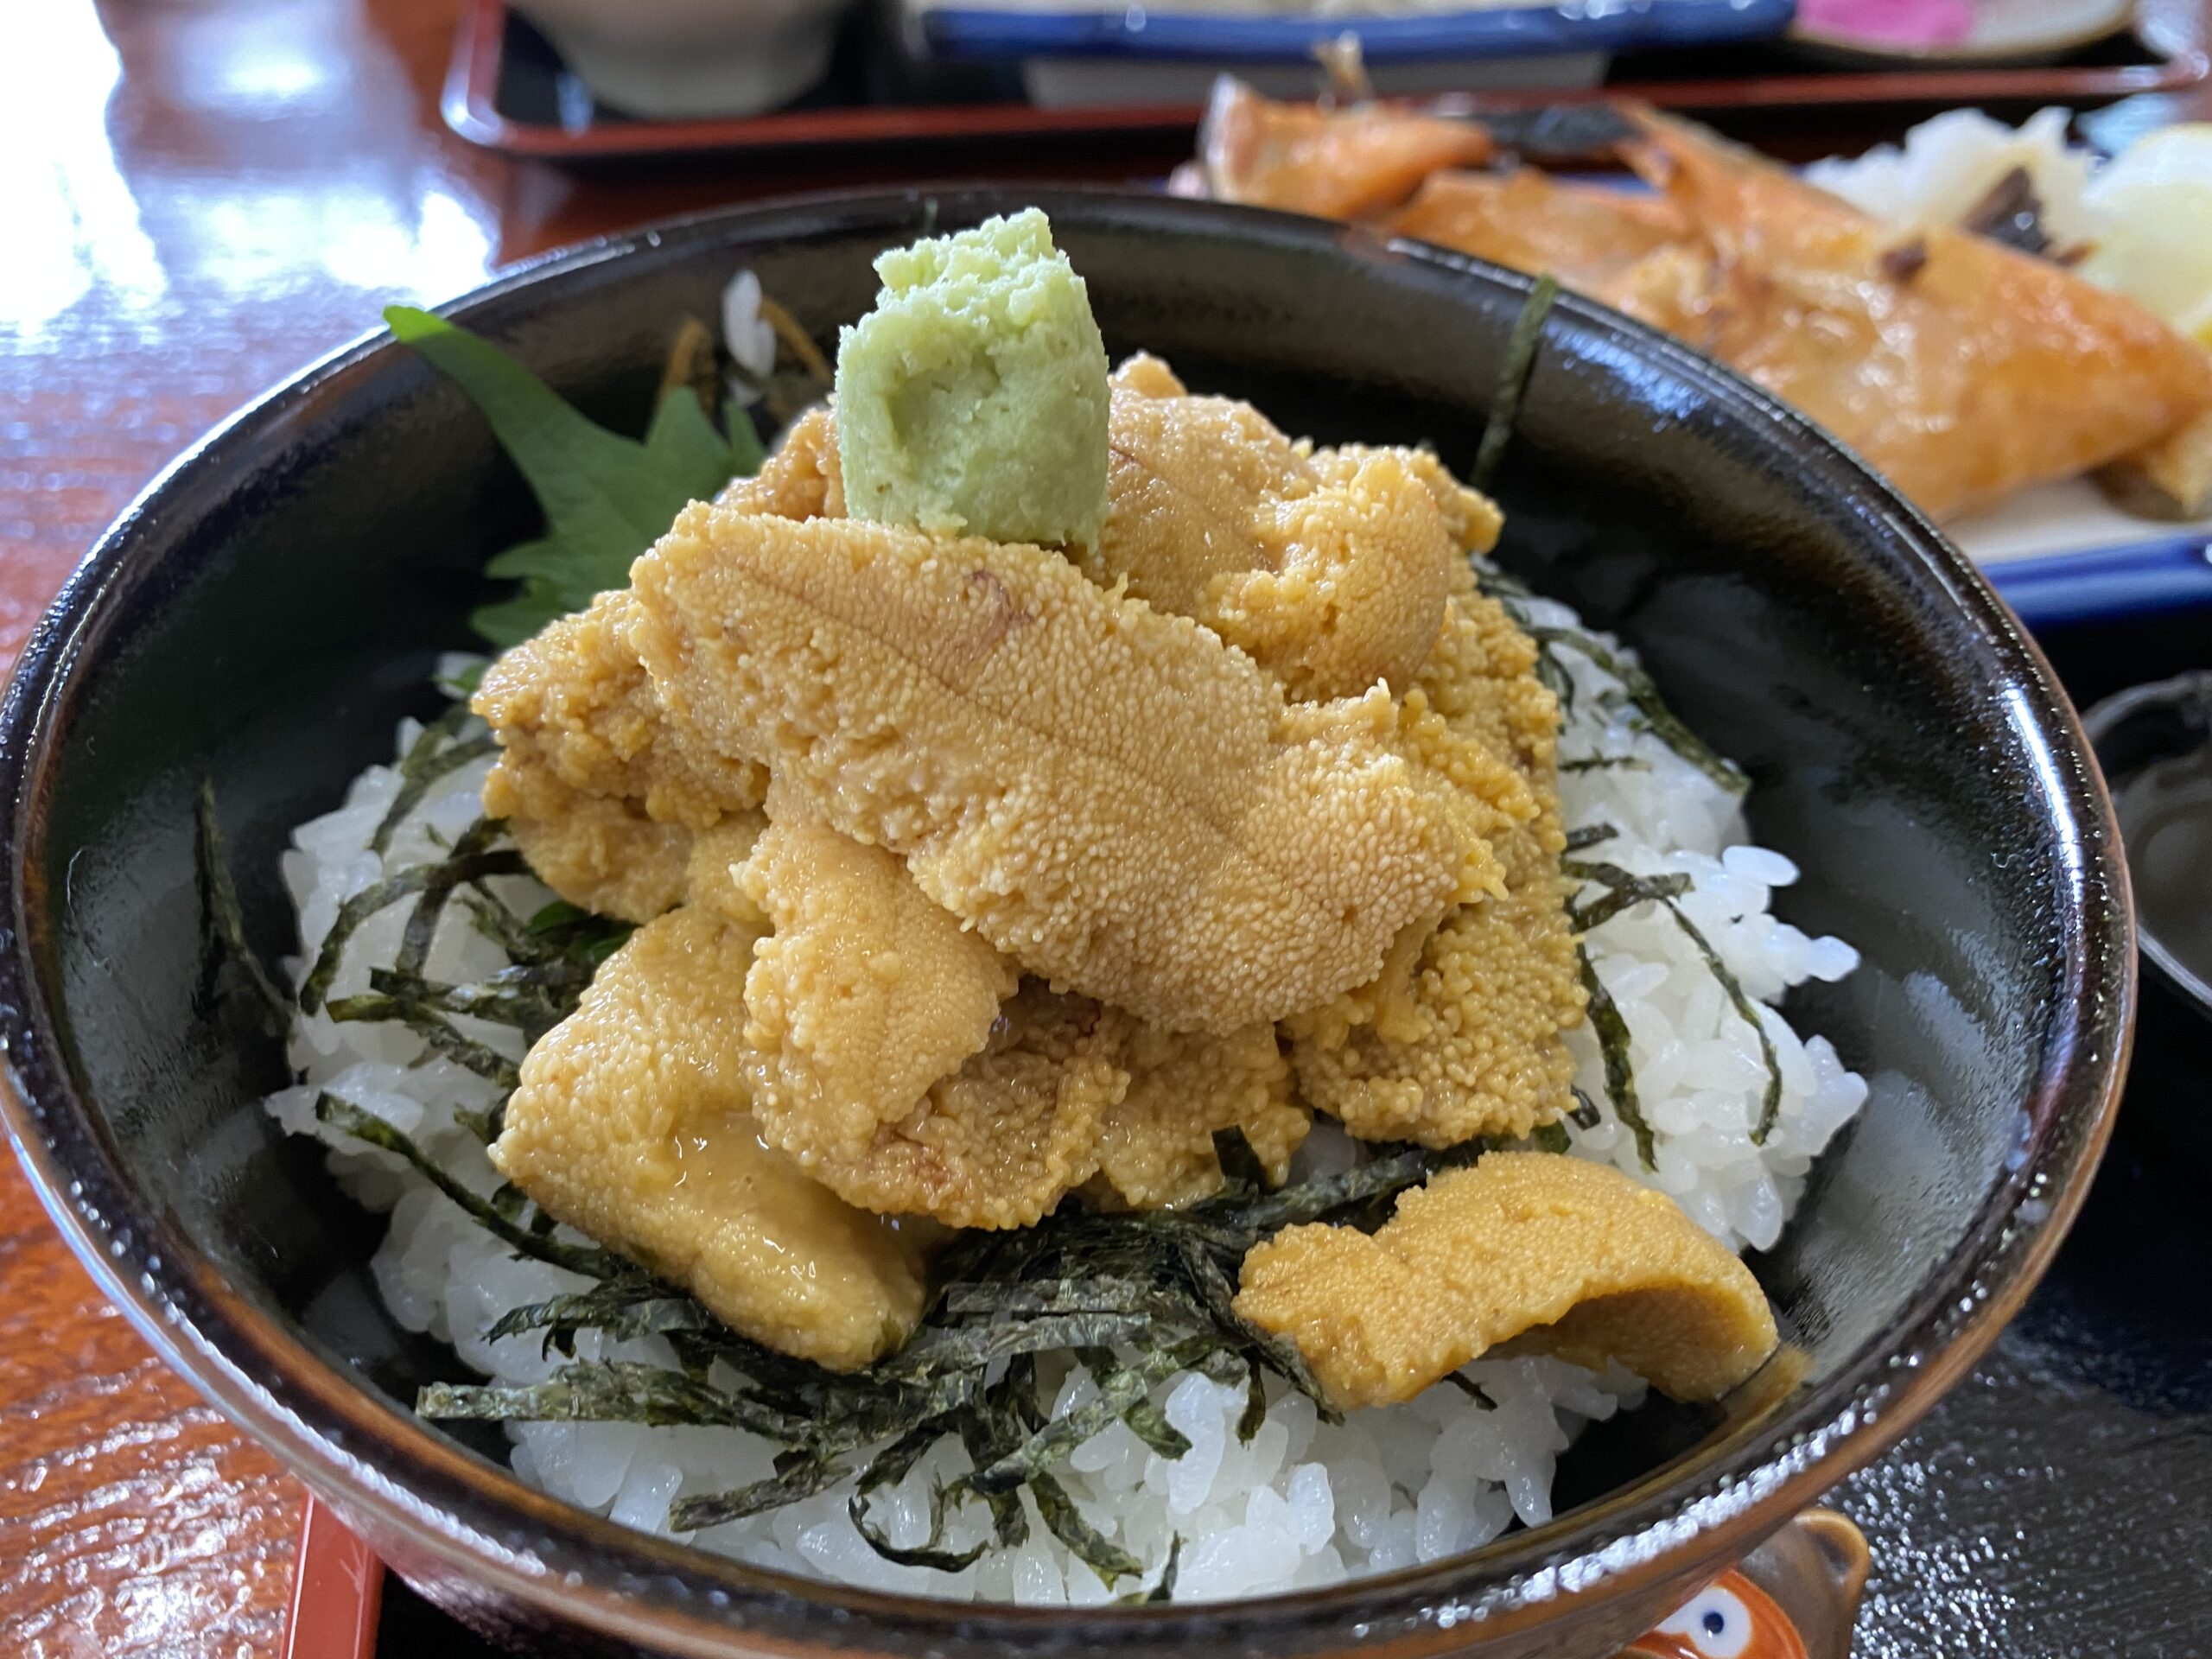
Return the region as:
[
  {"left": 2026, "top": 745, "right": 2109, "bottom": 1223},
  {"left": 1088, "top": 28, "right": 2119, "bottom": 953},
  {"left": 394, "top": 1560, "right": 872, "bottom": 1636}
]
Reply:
[{"left": 514, "top": 0, "right": 855, "bottom": 118}]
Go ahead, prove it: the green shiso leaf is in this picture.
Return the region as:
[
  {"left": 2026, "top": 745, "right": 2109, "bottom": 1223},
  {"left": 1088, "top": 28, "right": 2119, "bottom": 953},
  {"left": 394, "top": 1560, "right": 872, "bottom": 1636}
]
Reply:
[{"left": 384, "top": 305, "right": 761, "bottom": 647}]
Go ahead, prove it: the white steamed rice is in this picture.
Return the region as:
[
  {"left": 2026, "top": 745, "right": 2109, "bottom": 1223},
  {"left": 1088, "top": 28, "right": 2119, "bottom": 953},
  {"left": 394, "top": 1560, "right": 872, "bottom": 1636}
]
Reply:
[{"left": 267, "top": 594, "right": 1867, "bottom": 1604}]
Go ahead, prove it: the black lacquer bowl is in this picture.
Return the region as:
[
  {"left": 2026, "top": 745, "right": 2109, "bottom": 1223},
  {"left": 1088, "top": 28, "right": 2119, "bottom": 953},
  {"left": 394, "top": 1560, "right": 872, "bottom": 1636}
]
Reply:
[{"left": 0, "top": 189, "right": 2133, "bottom": 1658}]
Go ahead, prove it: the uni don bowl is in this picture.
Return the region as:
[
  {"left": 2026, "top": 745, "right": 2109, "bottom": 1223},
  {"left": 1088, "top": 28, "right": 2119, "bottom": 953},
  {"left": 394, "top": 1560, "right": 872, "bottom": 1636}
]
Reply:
[{"left": 0, "top": 188, "right": 2132, "bottom": 1657}]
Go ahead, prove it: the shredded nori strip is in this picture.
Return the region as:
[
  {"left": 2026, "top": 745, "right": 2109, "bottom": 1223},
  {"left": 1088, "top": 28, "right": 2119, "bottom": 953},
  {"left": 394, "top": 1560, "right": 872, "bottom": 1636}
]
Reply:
[
  {"left": 1562, "top": 858, "right": 1694, "bottom": 934},
  {"left": 1569, "top": 1088, "right": 1603, "bottom": 1130},
  {"left": 1564, "top": 867, "right": 1787, "bottom": 1147},
  {"left": 314, "top": 1092, "right": 628, "bottom": 1279},
  {"left": 1119, "top": 1534, "right": 1184, "bottom": 1603},
  {"left": 366, "top": 964, "right": 569, "bottom": 1040},
  {"left": 323, "top": 991, "right": 521, "bottom": 1087},
  {"left": 1579, "top": 946, "right": 1656, "bottom": 1171},
  {"left": 1662, "top": 903, "right": 1785, "bottom": 1144},
  {"left": 971, "top": 1338, "right": 1240, "bottom": 1495},
  {"left": 1471, "top": 565, "right": 1747, "bottom": 798},
  {"left": 1440, "top": 1371, "right": 1497, "bottom": 1409},
  {"left": 1471, "top": 275, "right": 1560, "bottom": 492},
  {"left": 671, "top": 1454, "right": 849, "bottom": 1532},
  {"left": 1522, "top": 625, "right": 1750, "bottom": 797},
  {"left": 488, "top": 1284, "right": 719, "bottom": 1356},
  {"left": 1563, "top": 823, "right": 1618, "bottom": 852},
  {"left": 396, "top": 816, "right": 509, "bottom": 978},
  {"left": 371, "top": 704, "right": 498, "bottom": 857},
  {"left": 1027, "top": 1466, "right": 1145, "bottom": 1586},
  {"left": 193, "top": 779, "right": 293, "bottom": 1035},
  {"left": 1560, "top": 753, "right": 1649, "bottom": 774},
  {"left": 420, "top": 1360, "right": 804, "bottom": 1440},
  {"left": 296, "top": 826, "right": 527, "bottom": 1013},
  {"left": 949, "top": 1357, "right": 1052, "bottom": 1543},
  {"left": 849, "top": 1423, "right": 988, "bottom": 1572}
]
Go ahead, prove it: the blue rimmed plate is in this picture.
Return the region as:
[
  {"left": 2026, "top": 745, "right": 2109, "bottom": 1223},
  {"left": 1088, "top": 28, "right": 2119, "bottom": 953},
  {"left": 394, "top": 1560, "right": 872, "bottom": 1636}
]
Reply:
[
  {"left": 913, "top": 0, "right": 1796, "bottom": 64},
  {"left": 1949, "top": 478, "right": 2212, "bottom": 629}
]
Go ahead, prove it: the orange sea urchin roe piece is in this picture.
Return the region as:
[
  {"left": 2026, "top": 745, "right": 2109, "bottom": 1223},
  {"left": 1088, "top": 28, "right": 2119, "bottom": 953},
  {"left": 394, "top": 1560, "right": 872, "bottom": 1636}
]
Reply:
[
  {"left": 1083, "top": 358, "right": 1458, "bottom": 703},
  {"left": 715, "top": 404, "right": 846, "bottom": 520},
  {"left": 1288, "top": 575, "right": 1583, "bottom": 1145},
  {"left": 736, "top": 791, "right": 1020, "bottom": 1169},
  {"left": 474, "top": 589, "right": 766, "bottom": 921},
  {"left": 491, "top": 906, "right": 929, "bottom": 1371},
  {"left": 1088, "top": 1020, "right": 1307, "bottom": 1211},
  {"left": 628, "top": 503, "right": 1477, "bottom": 1033},
  {"left": 1234, "top": 1152, "right": 1778, "bottom": 1410},
  {"left": 785, "top": 983, "right": 1132, "bottom": 1231}
]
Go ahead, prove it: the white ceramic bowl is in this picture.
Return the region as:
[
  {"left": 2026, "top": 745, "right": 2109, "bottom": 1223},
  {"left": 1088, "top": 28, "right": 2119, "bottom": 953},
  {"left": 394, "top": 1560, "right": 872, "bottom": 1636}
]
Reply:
[{"left": 516, "top": 0, "right": 855, "bottom": 118}]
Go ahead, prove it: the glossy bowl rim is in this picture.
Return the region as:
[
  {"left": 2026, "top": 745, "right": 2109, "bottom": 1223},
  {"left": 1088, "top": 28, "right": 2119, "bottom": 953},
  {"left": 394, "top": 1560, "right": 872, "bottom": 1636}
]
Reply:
[{"left": 0, "top": 185, "right": 2133, "bottom": 1656}]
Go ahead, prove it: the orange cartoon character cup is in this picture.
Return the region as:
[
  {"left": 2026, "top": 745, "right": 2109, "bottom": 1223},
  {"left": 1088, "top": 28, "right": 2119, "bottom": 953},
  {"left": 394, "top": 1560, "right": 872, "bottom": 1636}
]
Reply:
[
  {"left": 1625, "top": 1570, "right": 1808, "bottom": 1659},
  {"left": 1623, "top": 1510, "right": 1870, "bottom": 1659}
]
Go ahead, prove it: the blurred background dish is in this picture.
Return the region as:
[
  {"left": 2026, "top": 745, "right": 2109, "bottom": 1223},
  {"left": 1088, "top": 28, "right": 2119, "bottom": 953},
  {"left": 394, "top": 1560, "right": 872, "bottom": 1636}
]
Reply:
[
  {"left": 906, "top": 0, "right": 1796, "bottom": 109},
  {"left": 512, "top": 0, "right": 861, "bottom": 116},
  {"left": 2083, "top": 671, "right": 2212, "bottom": 1170},
  {"left": 441, "top": 0, "right": 2208, "bottom": 164},
  {"left": 1789, "top": 0, "right": 2136, "bottom": 66}
]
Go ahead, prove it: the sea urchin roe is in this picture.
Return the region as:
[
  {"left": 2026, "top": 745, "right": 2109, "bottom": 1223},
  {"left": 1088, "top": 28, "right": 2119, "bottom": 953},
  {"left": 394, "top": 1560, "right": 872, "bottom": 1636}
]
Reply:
[
  {"left": 788, "top": 982, "right": 1131, "bottom": 1230},
  {"left": 1288, "top": 578, "right": 1583, "bottom": 1145},
  {"left": 736, "top": 791, "right": 1019, "bottom": 1167},
  {"left": 629, "top": 503, "right": 1478, "bottom": 1033},
  {"left": 836, "top": 208, "right": 1110, "bottom": 548},
  {"left": 1234, "top": 1152, "right": 1777, "bottom": 1409},
  {"left": 482, "top": 764, "right": 695, "bottom": 926},
  {"left": 1083, "top": 361, "right": 1459, "bottom": 702},
  {"left": 716, "top": 404, "right": 845, "bottom": 519},
  {"left": 1086, "top": 1019, "right": 1308, "bottom": 1210},
  {"left": 474, "top": 588, "right": 766, "bottom": 921},
  {"left": 491, "top": 906, "right": 930, "bottom": 1371}
]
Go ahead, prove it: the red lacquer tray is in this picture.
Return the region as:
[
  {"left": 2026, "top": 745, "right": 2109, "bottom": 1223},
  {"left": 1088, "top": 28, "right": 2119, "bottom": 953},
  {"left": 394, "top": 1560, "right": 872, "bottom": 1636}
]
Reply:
[{"left": 441, "top": 0, "right": 2209, "bottom": 163}]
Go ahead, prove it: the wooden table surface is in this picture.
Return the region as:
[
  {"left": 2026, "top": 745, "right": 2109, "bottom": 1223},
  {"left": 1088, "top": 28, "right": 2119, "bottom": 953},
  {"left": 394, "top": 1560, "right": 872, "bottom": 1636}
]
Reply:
[{"left": 3, "top": 3, "right": 2209, "bottom": 1655}]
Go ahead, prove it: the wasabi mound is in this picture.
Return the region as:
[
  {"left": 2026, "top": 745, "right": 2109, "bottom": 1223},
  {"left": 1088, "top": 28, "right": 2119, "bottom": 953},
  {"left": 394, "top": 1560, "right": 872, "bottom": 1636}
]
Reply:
[{"left": 835, "top": 208, "right": 1110, "bottom": 548}]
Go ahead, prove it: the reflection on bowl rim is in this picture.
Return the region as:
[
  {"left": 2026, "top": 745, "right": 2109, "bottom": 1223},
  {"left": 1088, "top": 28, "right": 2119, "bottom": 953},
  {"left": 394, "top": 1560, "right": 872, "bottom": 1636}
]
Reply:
[{"left": 0, "top": 188, "right": 2134, "bottom": 1657}]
